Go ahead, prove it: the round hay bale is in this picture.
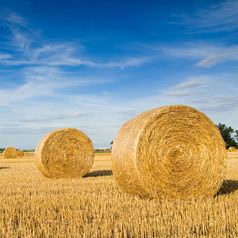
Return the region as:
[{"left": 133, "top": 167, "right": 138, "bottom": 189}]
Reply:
[
  {"left": 112, "top": 105, "right": 227, "bottom": 200},
  {"left": 16, "top": 150, "right": 24, "bottom": 158},
  {"left": 35, "top": 128, "right": 94, "bottom": 178},
  {"left": 3, "top": 147, "right": 16, "bottom": 159},
  {"left": 228, "top": 147, "right": 236, "bottom": 152}
]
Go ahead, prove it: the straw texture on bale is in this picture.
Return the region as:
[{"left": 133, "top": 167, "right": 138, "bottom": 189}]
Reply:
[
  {"left": 112, "top": 105, "right": 227, "bottom": 200},
  {"left": 228, "top": 147, "right": 236, "bottom": 152},
  {"left": 3, "top": 147, "right": 16, "bottom": 159},
  {"left": 16, "top": 150, "right": 24, "bottom": 158},
  {"left": 35, "top": 128, "right": 94, "bottom": 178}
]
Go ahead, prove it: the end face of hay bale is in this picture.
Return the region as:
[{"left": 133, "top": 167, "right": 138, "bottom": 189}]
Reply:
[
  {"left": 112, "top": 105, "right": 227, "bottom": 200},
  {"left": 3, "top": 147, "right": 17, "bottom": 159},
  {"left": 16, "top": 150, "right": 24, "bottom": 158},
  {"left": 35, "top": 128, "right": 94, "bottom": 178},
  {"left": 228, "top": 147, "right": 236, "bottom": 152}
]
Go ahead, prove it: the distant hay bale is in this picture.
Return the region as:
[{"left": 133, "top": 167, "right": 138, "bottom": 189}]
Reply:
[
  {"left": 35, "top": 128, "right": 94, "bottom": 178},
  {"left": 3, "top": 147, "right": 17, "bottom": 159},
  {"left": 16, "top": 150, "right": 24, "bottom": 158},
  {"left": 228, "top": 147, "right": 236, "bottom": 152},
  {"left": 112, "top": 105, "right": 227, "bottom": 200}
]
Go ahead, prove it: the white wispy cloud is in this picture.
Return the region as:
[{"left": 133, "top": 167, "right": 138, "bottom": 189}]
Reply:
[
  {"left": 0, "top": 126, "right": 56, "bottom": 135},
  {"left": 0, "top": 66, "right": 111, "bottom": 106},
  {"left": 1, "top": 10, "right": 29, "bottom": 27},
  {"left": 162, "top": 1, "right": 238, "bottom": 68},
  {"left": 102, "top": 57, "right": 151, "bottom": 69},
  {"left": 174, "top": 80, "right": 205, "bottom": 89},
  {"left": 165, "top": 79, "right": 206, "bottom": 97},
  {"left": 165, "top": 90, "right": 204, "bottom": 97},
  {"left": 0, "top": 9, "right": 150, "bottom": 69},
  {"left": 18, "top": 112, "right": 88, "bottom": 122},
  {"left": 192, "top": 1, "right": 238, "bottom": 33},
  {"left": 159, "top": 43, "right": 238, "bottom": 68},
  {"left": 197, "top": 96, "right": 238, "bottom": 113},
  {"left": 159, "top": 44, "right": 217, "bottom": 59},
  {"left": 0, "top": 44, "right": 150, "bottom": 68},
  {"left": 0, "top": 9, "right": 33, "bottom": 51},
  {"left": 0, "top": 53, "right": 11, "bottom": 59},
  {"left": 174, "top": 0, "right": 238, "bottom": 33},
  {"left": 196, "top": 47, "right": 238, "bottom": 68}
]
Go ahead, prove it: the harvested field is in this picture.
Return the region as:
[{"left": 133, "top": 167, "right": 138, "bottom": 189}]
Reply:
[{"left": 0, "top": 152, "right": 237, "bottom": 237}]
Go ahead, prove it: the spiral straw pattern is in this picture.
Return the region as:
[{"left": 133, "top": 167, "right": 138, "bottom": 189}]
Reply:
[
  {"left": 112, "top": 105, "right": 227, "bottom": 199},
  {"left": 228, "top": 147, "right": 236, "bottom": 152},
  {"left": 3, "top": 147, "right": 17, "bottom": 159},
  {"left": 16, "top": 150, "right": 24, "bottom": 158},
  {"left": 35, "top": 128, "right": 94, "bottom": 178}
]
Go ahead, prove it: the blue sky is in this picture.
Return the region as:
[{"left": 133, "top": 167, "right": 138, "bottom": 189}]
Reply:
[{"left": 0, "top": 0, "right": 238, "bottom": 149}]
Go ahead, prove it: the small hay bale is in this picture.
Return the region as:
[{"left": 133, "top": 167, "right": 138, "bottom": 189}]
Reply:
[
  {"left": 112, "top": 105, "right": 227, "bottom": 200},
  {"left": 3, "top": 147, "right": 17, "bottom": 159},
  {"left": 35, "top": 128, "right": 94, "bottom": 178},
  {"left": 228, "top": 147, "right": 236, "bottom": 152},
  {"left": 16, "top": 150, "right": 24, "bottom": 158}
]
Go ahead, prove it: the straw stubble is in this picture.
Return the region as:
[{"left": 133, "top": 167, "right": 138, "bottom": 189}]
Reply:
[
  {"left": 35, "top": 128, "right": 94, "bottom": 178},
  {"left": 112, "top": 105, "right": 227, "bottom": 199}
]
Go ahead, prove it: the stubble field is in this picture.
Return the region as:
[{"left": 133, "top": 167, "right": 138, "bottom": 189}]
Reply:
[{"left": 0, "top": 152, "right": 238, "bottom": 237}]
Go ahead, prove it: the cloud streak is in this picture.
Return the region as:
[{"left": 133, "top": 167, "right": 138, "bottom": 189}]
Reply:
[
  {"left": 163, "top": 1, "right": 238, "bottom": 68},
  {"left": 0, "top": 65, "right": 112, "bottom": 107},
  {"left": 18, "top": 112, "right": 88, "bottom": 123},
  {"left": 196, "top": 48, "right": 238, "bottom": 68},
  {"left": 179, "top": 1, "right": 238, "bottom": 33},
  {"left": 165, "top": 80, "right": 206, "bottom": 97},
  {"left": 0, "top": 9, "right": 150, "bottom": 69},
  {"left": 159, "top": 43, "right": 238, "bottom": 68},
  {"left": 174, "top": 81, "right": 205, "bottom": 89},
  {"left": 165, "top": 90, "right": 204, "bottom": 97},
  {"left": 197, "top": 96, "right": 238, "bottom": 113}
]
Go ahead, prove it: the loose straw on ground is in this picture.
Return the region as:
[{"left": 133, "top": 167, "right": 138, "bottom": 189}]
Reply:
[
  {"left": 112, "top": 105, "right": 227, "bottom": 200},
  {"left": 3, "top": 147, "right": 16, "bottom": 159},
  {"left": 16, "top": 150, "right": 24, "bottom": 158},
  {"left": 35, "top": 128, "right": 94, "bottom": 178}
]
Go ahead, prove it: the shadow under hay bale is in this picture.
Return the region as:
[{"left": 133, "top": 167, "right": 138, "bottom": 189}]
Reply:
[
  {"left": 217, "top": 180, "right": 238, "bottom": 195},
  {"left": 84, "top": 170, "right": 113, "bottom": 177},
  {"left": 112, "top": 105, "right": 227, "bottom": 200},
  {"left": 0, "top": 167, "right": 10, "bottom": 170}
]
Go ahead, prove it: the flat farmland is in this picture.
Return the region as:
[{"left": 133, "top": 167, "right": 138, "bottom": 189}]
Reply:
[{"left": 0, "top": 152, "right": 238, "bottom": 237}]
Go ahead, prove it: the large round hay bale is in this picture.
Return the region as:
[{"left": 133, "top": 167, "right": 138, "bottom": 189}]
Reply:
[
  {"left": 16, "top": 150, "right": 24, "bottom": 158},
  {"left": 3, "top": 147, "right": 17, "bottom": 159},
  {"left": 228, "top": 147, "right": 236, "bottom": 152},
  {"left": 35, "top": 128, "right": 94, "bottom": 178},
  {"left": 112, "top": 105, "right": 227, "bottom": 199}
]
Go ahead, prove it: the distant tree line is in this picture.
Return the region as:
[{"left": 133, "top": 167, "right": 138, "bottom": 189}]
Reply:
[
  {"left": 216, "top": 123, "right": 238, "bottom": 149},
  {"left": 0, "top": 148, "right": 35, "bottom": 153}
]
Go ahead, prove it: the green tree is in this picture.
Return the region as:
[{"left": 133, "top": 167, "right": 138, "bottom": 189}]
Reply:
[
  {"left": 110, "top": 141, "right": 113, "bottom": 150},
  {"left": 216, "top": 123, "right": 237, "bottom": 149},
  {"left": 235, "top": 130, "right": 238, "bottom": 143}
]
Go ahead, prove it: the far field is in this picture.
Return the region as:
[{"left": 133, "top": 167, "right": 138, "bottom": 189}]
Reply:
[{"left": 0, "top": 152, "right": 238, "bottom": 237}]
